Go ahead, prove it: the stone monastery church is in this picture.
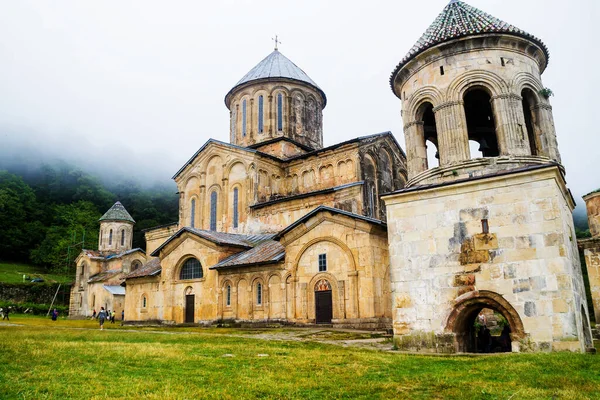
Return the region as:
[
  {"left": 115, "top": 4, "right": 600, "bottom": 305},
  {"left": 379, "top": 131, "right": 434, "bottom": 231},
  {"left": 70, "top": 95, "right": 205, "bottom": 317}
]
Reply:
[{"left": 70, "top": 0, "right": 595, "bottom": 353}]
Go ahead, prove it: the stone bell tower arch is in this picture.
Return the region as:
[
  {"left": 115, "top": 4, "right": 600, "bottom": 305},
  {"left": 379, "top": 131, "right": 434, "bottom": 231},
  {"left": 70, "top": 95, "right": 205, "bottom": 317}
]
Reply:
[{"left": 383, "top": 0, "right": 593, "bottom": 353}]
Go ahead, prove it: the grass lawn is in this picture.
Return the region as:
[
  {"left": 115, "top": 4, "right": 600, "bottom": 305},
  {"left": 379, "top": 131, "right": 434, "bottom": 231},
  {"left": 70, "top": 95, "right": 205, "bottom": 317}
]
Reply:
[
  {"left": 0, "top": 316, "right": 599, "bottom": 399},
  {"left": 0, "top": 262, "right": 72, "bottom": 284}
]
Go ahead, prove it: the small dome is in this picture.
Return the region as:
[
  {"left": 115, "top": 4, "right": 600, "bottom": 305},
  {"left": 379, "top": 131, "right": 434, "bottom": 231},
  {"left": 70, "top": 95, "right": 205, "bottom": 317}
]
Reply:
[
  {"left": 225, "top": 49, "right": 326, "bottom": 107},
  {"left": 99, "top": 201, "right": 135, "bottom": 223}
]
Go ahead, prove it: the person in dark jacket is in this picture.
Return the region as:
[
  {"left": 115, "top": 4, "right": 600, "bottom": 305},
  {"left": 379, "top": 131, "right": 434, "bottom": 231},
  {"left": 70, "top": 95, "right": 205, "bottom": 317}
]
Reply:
[{"left": 98, "top": 307, "right": 107, "bottom": 330}]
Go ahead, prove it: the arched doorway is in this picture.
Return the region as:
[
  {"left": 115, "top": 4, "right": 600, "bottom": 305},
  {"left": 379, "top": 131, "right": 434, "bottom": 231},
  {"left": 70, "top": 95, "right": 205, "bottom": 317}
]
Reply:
[
  {"left": 446, "top": 291, "right": 525, "bottom": 353},
  {"left": 464, "top": 89, "right": 499, "bottom": 157},
  {"left": 184, "top": 287, "right": 195, "bottom": 323},
  {"left": 315, "top": 279, "right": 332, "bottom": 324},
  {"left": 521, "top": 89, "right": 539, "bottom": 156}
]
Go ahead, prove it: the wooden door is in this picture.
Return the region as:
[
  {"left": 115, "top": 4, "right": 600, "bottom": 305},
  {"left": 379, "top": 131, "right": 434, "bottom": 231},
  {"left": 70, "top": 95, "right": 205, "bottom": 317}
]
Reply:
[
  {"left": 315, "top": 290, "right": 332, "bottom": 324},
  {"left": 185, "top": 294, "right": 195, "bottom": 323}
]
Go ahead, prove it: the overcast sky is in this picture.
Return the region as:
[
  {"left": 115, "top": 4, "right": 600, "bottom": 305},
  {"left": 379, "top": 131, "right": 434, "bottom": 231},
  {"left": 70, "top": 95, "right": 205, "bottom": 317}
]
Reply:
[{"left": 0, "top": 0, "right": 598, "bottom": 209}]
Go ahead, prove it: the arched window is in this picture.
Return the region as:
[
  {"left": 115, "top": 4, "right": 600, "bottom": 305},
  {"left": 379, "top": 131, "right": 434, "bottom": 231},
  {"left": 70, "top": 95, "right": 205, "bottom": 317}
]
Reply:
[
  {"left": 142, "top": 296, "right": 147, "bottom": 308},
  {"left": 131, "top": 260, "right": 142, "bottom": 271},
  {"left": 242, "top": 100, "right": 247, "bottom": 137},
  {"left": 419, "top": 103, "right": 439, "bottom": 168},
  {"left": 464, "top": 89, "right": 499, "bottom": 158},
  {"left": 258, "top": 95, "right": 264, "bottom": 133},
  {"left": 210, "top": 191, "right": 218, "bottom": 231},
  {"left": 521, "top": 89, "right": 539, "bottom": 156},
  {"left": 226, "top": 285, "right": 231, "bottom": 307},
  {"left": 190, "top": 198, "right": 196, "bottom": 228},
  {"left": 256, "top": 283, "right": 262, "bottom": 305},
  {"left": 121, "top": 229, "right": 125, "bottom": 246},
  {"left": 179, "top": 258, "right": 203, "bottom": 280},
  {"left": 232, "top": 188, "right": 239, "bottom": 228},
  {"left": 277, "top": 93, "right": 283, "bottom": 131},
  {"left": 109, "top": 229, "right": 113, "bottom": 245}
]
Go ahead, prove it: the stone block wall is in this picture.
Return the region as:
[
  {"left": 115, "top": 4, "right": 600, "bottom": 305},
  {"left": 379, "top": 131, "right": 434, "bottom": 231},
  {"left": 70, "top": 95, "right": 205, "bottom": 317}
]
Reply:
[{"left": 384, "top": 166, "right": 592, "bottom": 352}]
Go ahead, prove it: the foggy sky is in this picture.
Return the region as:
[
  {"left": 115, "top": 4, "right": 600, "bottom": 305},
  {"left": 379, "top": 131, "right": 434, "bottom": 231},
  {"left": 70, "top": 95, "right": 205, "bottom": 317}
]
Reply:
[{"left": 1, "top": 0, "right": 598, "bottom": 211}]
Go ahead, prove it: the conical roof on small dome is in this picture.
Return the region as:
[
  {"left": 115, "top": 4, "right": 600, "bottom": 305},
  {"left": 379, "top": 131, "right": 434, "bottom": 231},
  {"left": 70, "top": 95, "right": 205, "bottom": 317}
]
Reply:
[
  {"left": 390, "top": 0, "right": 549, "bottom": 87},
  {"left": 99, "top": 201, "right": 135, "bottom": 223},
  {"left": 225, "top": 49, "right": 326, "bottom": 106}
]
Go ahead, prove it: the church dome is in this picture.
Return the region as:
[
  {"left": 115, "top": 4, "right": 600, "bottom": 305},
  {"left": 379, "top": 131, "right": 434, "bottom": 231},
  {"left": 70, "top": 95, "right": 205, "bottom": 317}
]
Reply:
[
  {"left": 225, "top": 49, "right": 326, "bottom": 107},
  {"left": 99, "top": 201, "right": 135, "bottom": 223},
  {"left": 389, "top": 0, "right": 549, "bottom": 89}
]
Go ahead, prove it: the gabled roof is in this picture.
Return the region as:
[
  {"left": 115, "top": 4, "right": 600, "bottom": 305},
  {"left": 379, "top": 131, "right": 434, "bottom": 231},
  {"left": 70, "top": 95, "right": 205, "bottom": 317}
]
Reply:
[
  {"left": 273, "top": 206, "right": 386, "bottom": 240},
  {"left": 124, "top": 257, "right": 162, "bottom": 279},
  {"left": 250, "top": 181, "right": 363, "bottom": 210},
  {"left": 210, "top": 240, "right": 285, "bottom": 270},
  {"left": 390, "top": 0, "right": 549, "bottom": 87},
  {"left": 99, "top": 201, "right": 135, "bottom": 223},
  {"left": 172, "top": 138, "right": 283, "bottom": 180},
  {"left": 88, "top": 269, "right": 121, "bottom": 284},
  {"left": 150, "top": 227, "right": 276, "bottom": 257},
  {"left": 226, "top": 49, "right": 326, "bottom": 106}
]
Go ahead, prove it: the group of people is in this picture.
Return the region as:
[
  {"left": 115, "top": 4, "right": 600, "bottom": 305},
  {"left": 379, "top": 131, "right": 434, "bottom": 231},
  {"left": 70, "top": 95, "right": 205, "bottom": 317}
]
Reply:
[
  {"left": 0, "top": 306, "right": 10, "bottom": 321},
  {"left": 92, "top": 307, "right": 124, "bottom": 329}
]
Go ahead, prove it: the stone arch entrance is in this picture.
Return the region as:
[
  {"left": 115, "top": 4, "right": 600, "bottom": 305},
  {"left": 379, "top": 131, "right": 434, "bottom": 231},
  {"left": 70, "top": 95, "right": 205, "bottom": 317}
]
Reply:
[
  {"left": 446, "top": 291, "right": 525, "bottom": 353},
  {"left": 314, "top": 279, "right": 332, "bottom": 324}
]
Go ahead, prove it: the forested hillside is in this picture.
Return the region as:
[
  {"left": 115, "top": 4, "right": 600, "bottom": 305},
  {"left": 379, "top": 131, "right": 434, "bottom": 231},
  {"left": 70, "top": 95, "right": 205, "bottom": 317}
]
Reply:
[{"left": 0, "top": 162, "right": 178, "bottom": 273}]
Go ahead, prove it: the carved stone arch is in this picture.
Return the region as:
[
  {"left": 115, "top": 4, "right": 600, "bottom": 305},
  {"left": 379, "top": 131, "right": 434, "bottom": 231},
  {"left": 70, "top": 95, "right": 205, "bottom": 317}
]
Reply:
[
  {"left": 445, "top": 290, "right": 526, "bottom": 352},
  {"left": 306, "top": 272, "right": 342, "bottom": 320},
  {"left": 184, "top": 174, "right": 200, "bottom": 189},
  {"left": 224, "top": 159, "right": 247, "bottom": 179},
  {"left": 291, "top": 237, "right": 357, "bottom": 276},
  {"left": 289, "top": 89, "right": 306, "bottom": 100},
  {"left": 447, "top": 69, "right": 510, "bottom": 101},
  {"left": 511, "top": 72, "right": 544, "bottom": 100},
  {"left": 270, "top": 85, "right": 290, "bottom": 97},
  {"left": 184, "top": 286, "right": 194, "bottom": 295},
  {"left": 172, "top": 254, "right": 204, "bottom": 281},
  {"left": 251, "top": 87, "right": 269, "bottom": 97},
  {"left": 251, "top": 275, "right": 265, "bottom": 287},
  {"left": 407, "top": 86, "right": 444, "bottom": 118},
  {"left": 207, "top": 183, "right": 222, "bottom": 195}
]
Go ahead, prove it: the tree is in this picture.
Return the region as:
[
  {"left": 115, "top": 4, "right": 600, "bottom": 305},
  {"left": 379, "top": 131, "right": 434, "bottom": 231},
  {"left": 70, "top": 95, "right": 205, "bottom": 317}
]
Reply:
[{"left": 30, "top": 201, "right": 101, "bottom": 272}]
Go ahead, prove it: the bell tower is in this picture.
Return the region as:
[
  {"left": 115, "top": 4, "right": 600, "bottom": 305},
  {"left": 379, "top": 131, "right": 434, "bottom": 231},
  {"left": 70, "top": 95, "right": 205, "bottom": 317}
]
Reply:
[
  {"left": 383, "top": 0, "right": 593, "bottom": 353},
  {"left": 390, "top": 0, "right": 560, "bottom": 185},
  {"left": 98, "top": 201, "right": 135, "bottom": 253}
]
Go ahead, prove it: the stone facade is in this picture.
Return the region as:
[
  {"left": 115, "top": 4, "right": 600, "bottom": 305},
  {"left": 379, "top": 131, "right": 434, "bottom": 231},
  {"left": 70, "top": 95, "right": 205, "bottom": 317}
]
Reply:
[
  {"left": 580, "top": 191, "right": 600, "bottom": 325},
  {"left": 383, "top": 0, "right": 592, "bottom": 353},
  {"left": 69, "top": 202, "right": 146, "bottom": 318},
  {"left": 384, "top": 167, "right": 592, "bottom": 352}
]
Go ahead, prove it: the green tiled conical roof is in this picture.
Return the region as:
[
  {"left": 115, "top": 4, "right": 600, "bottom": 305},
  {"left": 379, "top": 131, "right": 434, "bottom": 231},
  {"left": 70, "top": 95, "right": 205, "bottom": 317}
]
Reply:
[
  {"left": 99, "top": 201, "right": 135, "bottom": 223},
  {"left": 390, "top": 0, "right": 549, "bottom": 87}
]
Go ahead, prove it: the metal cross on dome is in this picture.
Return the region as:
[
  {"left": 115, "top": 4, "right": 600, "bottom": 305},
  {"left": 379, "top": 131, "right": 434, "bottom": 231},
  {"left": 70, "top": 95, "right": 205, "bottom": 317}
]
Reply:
[{"left": 272, "top": 35, "right": 281, "bottom": 51}]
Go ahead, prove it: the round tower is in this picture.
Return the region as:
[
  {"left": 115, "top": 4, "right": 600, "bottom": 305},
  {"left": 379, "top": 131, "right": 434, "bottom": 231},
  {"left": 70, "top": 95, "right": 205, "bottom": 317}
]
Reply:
[
  {"left": 390, "top": 0, "right": 561, "bottom": 186},
  {"left": 98, "top": 201, "right": 135, "bottom": 253},
  {"left": 224, "top": 47, "right": 326, "bottom": 150}
]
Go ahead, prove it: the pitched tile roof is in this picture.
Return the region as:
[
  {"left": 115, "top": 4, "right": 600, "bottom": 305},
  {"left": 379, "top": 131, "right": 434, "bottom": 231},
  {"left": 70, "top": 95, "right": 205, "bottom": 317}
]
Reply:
[
  {"left": 150, "top": 227, "right": 276, "bottom": 257},
  {"left": 124, "top": 257, "right": 162, "bottom": 279},
  {"left": 390, "top": 0, "right": 549, "bottom": 87},
  {"left": 99, "top": 201, "right": 135, "bottom": 223},
  {"left": 210, "top": 240, "right": 285, "bottom": 270},
  {"left": 226, "top": 50, "right": 326, "bottom": 106},
  {"left": 87, "top": 269, "right": 122, "bottom": 283}
]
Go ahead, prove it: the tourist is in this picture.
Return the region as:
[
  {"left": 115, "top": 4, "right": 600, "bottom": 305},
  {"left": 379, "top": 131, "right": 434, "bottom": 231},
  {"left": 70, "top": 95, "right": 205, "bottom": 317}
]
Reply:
[
  {"left": 110, "top": 310, "right": 115, "bottom": 324},
  {"left": 51, "top": 309, "right": 58, "bottom": 321},
  {"left": 121, "top": 310, "right": 124, "bottom": 326},
  {"left": 92, "top": 309, "right": 97, "bottom": 319},
  {"left": 2, "top": 307, "right": 10, "bottom": 321},
  {"left": 98, "top": 307, "right": 107, "bottom": 330}
]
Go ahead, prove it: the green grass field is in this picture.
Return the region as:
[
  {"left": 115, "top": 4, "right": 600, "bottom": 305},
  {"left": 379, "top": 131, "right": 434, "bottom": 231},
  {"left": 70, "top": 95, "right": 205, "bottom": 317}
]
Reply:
[
  {"left": 0, "top": 316, "right": 599, "bottom": 399},
  {"left": 0, "top": 262, "right": 72, "bottom": 284}
]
